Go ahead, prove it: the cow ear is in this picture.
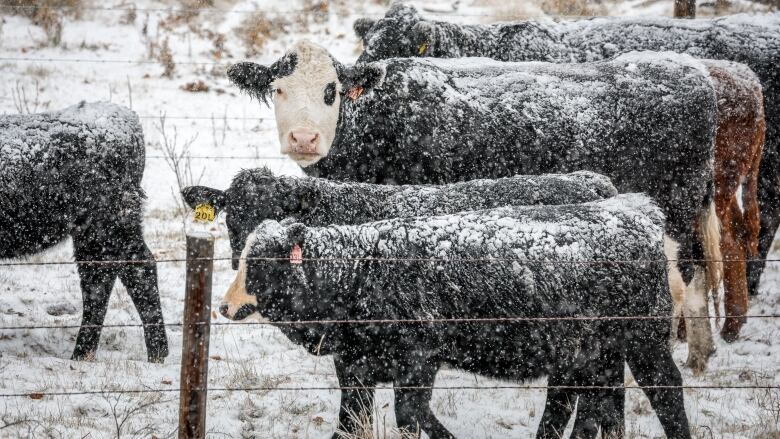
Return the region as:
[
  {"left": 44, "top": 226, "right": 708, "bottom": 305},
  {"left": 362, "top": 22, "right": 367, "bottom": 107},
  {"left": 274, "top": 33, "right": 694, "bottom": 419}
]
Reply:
[
  {"left": 227, "top": 62, "right": 274, "bottom": 105},
  {"left": 181, "top": 186, "right": 227, "bottom": 211},
  {"left": 341, "top": 64, "right": 384, "bottom": 99},
  {"left": 353, "top": 18, "right": 375, "bottom": 40},
  {"left": 412, "top": 21, "right": 435, "bottom": 56}
]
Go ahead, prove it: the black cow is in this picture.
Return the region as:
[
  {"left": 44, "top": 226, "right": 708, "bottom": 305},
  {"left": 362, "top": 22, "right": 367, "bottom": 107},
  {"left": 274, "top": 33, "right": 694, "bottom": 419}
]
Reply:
[
  {"left": 355, "top": 3, "right": 780, "bottom": 297},
  {"left": 0, "top": 102, "right": 168, "bottom": 362},
  {"left": 237, "top": 195, "right": 690, "bottom": 438}
]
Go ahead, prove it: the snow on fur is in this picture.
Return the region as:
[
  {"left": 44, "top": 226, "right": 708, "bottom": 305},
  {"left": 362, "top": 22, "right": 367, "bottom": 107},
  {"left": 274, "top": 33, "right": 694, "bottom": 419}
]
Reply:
[
  {"left": 357, "top": 3, "right": 780, "bottom": 295},
  {"left": 0, "top": 101, "right": 167, "bottom": 363},
  {"left": 244, "top": 194, "right": 690, "bottom": 438}
]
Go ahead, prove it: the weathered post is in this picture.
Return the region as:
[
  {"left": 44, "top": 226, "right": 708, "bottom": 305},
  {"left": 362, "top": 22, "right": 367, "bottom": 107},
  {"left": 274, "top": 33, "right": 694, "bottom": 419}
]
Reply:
[
  {"left": 674, "top": 0, "right": 696, "bottom": 17},
  {"left": 178, "top": 232, "right": 214, "bottom": 439}
]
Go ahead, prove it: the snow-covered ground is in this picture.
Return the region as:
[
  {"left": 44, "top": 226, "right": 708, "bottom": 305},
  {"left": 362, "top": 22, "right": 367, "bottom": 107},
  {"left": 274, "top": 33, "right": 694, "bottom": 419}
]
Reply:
[{"left": 1, "top": 0, "right": 778, "bottom": 437}]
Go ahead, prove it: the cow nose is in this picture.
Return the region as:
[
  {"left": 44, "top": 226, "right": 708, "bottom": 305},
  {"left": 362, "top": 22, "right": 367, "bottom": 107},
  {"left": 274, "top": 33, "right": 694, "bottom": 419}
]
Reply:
[
  {"left": 219, "top": 304, "right": 230, "bottom": 318},
  {"left": 288, "top": 129, "right": 320, "bottom": 154}
]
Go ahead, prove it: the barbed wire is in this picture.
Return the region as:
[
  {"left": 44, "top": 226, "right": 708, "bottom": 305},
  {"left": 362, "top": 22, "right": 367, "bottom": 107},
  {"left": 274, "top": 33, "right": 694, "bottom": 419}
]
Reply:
[
  {"left": 145, "top": 155, "right": 287, "bottom": 160},
  {"left": 0, "top": 313, "right": 778, "bottom": 332},
  {"left": 2, "top": 383, "right": 778, "bottom": 399},
  {"left": 2, "top": 255, "right": 780, "bottom": 267},
  {"left": 0, "top": 56, "right": 227, "bottom": 66},
  {"left": 0, "top": 4, "right": 602, "bottom": 19}
]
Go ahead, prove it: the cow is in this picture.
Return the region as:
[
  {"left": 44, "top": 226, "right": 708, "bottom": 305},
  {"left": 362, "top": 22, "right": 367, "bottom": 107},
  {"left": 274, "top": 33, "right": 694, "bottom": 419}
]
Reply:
[
  {"left": 228, "top": 194, "right": 690, "bottom": 438},
  {"left": 354, "top": 3, "right": 780, "bottom": 303},
  {"left": 0, "top": 101, "right": 168, "bottom": 363},
  {"left": 227, "top": 40, "right": 720, "bottom": 369}
]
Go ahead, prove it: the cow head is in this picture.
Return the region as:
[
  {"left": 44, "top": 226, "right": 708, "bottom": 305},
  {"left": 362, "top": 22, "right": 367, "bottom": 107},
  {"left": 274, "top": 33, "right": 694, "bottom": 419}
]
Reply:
[
  {"left": 181, "top": 168, "right": 316, "bottom": 271},
  {"left": 228, "top": 40, "right": 384, "bottom": 168},
  {"left": 217, "top": 221, "right": 310, "bottom": 322},
  {"left": 355, "top": 2, "right": 433, "bottom": 62}
]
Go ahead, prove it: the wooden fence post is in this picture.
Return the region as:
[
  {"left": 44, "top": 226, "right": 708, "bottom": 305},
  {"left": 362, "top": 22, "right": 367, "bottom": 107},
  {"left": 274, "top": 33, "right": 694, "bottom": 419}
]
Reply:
[
  {"left": 674, "top": 0, "right": 696, "bottom": 17},
  {"left": 178, "top": 232, "right": 214, "bottom": 439}
]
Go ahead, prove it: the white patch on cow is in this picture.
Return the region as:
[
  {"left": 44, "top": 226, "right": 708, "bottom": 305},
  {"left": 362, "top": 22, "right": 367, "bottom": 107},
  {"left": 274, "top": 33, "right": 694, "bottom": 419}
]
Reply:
[
  {"left": 220, "top": 233, "right": 259, "bottom": 320},
  {"left": 273, "top": 40, "right": 341, "bottom": 167},
  {"left": 665, "top": 236, "right": 685, "bottom": 341},
  {"left": 665, "top": 236, "right": 715, "bottom": 374}
]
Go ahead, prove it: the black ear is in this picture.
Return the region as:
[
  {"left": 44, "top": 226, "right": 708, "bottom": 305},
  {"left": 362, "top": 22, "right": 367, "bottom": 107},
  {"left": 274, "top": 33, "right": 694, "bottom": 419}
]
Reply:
[
  {"left": 412, "top": 21, "right": 436, "bottom": 56},
  {"left": 286, "top": 223, "right": 307, "bottom": 247},
  {"left": 353, "top": 18, "right": 376, "bottom": 40},
  {"left": 181, "top": 186, "right": 227, "bottom": 211},
  {"left": 227, "top": 62, "right": 274, "bottom": 105},
  {"left": 340, "top": 64, "right": 384, "bottom": 98}
]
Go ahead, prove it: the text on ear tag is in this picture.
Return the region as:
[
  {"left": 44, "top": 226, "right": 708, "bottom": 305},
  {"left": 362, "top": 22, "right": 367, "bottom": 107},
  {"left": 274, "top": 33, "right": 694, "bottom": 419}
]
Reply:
[
  {"left": 290, "top": 244, "right": 303, "bottom": 264},
  {"left": 347, "top": 86, "right": 364, "bottom": 101},
  {"left": 194, "top": 204, "right": 216, "bottom": 223},
  {"left": 418, "top": 43, "right": 428, "bottom": 55}
]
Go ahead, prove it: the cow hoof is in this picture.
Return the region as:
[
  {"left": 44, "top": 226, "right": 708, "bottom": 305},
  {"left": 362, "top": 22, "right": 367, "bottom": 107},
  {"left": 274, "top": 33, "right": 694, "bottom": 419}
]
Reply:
[
  {"left": 720, "top": 318, "right": 744, "bottom": 343},
  {"left": 71, "top": 351, "right": 96, "bottom": 362},
  {"left": 147, "top": 347, "right": 169, "bottom": 364},
  {"left": 684, "top": 355, "right": 708, "bottom": 376}
]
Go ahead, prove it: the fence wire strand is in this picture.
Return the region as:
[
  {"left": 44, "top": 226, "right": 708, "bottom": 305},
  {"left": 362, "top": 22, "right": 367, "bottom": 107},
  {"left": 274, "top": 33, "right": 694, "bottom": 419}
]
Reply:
[
  {"left": 3, "top": 255, "right": 780, "bottom": 267},
  {"left": 3, "top": 383, "right": 780, "bottom": 399},
  {"left": 0, "top": 4, "right": 601, "bottom": 19},
  {"left": 1, "top": 313, "right": 779, "bottom": 332}
]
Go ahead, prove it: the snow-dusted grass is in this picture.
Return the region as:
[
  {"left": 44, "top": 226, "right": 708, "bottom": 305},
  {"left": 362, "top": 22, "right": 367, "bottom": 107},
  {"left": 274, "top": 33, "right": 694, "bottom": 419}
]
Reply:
[{"left": 1, "top": 0, "right": 778, "bottom": 437}]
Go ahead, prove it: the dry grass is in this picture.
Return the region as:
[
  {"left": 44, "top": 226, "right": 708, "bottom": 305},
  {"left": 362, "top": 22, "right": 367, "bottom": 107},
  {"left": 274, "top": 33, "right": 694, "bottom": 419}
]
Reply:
[
  {"left": 335, "top": 400, "right": 418, "bottom": 439},
  {"left": 1, "top": 0, "right": 83, "bottom": 46},
  {"left": 476, "top": 0, "right": 605, "bottom": 21},
  {"left": 538, "top": 0, "right": 607, "bottom": 16},
  {"left": 234, "top": 10, "right": 288, "bottom": 57},
  {"left": 157, "top": 37, "right": 175, "bottom": 79}
]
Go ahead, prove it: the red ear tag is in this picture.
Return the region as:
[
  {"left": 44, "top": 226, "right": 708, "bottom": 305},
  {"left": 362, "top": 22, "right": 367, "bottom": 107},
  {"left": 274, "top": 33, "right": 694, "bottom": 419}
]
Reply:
[
  {"left": 290, "top": 244, "right": 303, "bottom": 264},
  {"left": 347, "top": 86, "right": 364, "bottom": 101}
]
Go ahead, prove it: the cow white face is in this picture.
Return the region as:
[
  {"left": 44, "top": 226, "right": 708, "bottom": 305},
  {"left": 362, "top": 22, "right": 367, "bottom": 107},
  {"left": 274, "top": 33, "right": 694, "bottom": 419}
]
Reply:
[
  {"left": 228, "top": 40, "right": 384, "bottom": 168},
  {"left": 219, "top": 232, "right": 259, "bottom": 321},
  {"left": 272, "top": 41, "right": 341, "bottom": 166}
]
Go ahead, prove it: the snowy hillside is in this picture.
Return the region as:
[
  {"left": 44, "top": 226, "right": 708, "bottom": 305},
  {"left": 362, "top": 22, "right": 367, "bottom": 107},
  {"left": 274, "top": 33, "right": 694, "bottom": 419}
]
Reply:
[{"left": 0, "top": 0, "right": 778, "bottom": 437}]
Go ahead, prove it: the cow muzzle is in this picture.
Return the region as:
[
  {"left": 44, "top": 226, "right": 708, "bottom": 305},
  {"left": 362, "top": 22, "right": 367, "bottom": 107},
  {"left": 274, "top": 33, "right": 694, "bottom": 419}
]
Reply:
[
  {"left": 220, "top": 266, "right": 259, "bottom": 320},
  {"left": 220, "top": 303, "right": 257, "bottom": 321},
  {"left": 285, "top": 128, "right": 322, "bottom": 158}
]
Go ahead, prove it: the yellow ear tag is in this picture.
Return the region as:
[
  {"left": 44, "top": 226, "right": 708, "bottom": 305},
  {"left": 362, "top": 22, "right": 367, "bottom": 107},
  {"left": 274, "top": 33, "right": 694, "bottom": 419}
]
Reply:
[
  {"left": 418, "top": 43, "right": 428, "bottom": 55},
  {"left": 194, "top": 203, "right": 216, "bottom": 223}
]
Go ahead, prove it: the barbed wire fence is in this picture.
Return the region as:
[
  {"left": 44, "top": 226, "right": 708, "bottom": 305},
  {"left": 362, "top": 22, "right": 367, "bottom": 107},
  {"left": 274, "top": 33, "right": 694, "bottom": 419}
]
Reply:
[
  {"left": 3, "top": 253, "right": 780, "bottom": 381},
  {"left": 1, "top": 5, "right": 779, "bottom": 436}
]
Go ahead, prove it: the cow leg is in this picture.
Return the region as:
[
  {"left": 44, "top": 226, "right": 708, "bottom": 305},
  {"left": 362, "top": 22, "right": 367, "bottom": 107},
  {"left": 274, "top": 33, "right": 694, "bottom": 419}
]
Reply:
[
  {"left": 116, "top": 235, "right": 168, "bottom": 363},
  {"left": 749, "top": 158, "right": 780, "bottom": 297},
  {"left": 332, "top": 354, "right": 377, "bottom": 438},
  {"left": 71, "top": 262, "right": 117, "bottom": 361},
  {"left": 743, "top": 142, "right": 765, "bottom": 297},
  {"left": 393, "top": 354, "right": 453, "bottom": 439},
  {"left": 570, "top": 331, "right": 625, "bottom": 439},
  {"left": 682, "top": 266, "right": 714, "bottom": 374},
  {"left": 720, "top": 200, "right": 749, "bottom": 342},
  {"left": 536, "top": 373, "right": 577, "bottom": 439},
  {"left": 625, "top": 323, "right": 691, "bottom": 439}
]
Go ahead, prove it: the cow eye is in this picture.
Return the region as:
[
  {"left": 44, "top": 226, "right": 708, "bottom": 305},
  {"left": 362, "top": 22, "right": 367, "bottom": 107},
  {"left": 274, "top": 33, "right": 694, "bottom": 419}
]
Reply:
[
  {"left": 276, "top": 88, "right": 283, "bottom": 95},
  {"left": 324, "top": 82, "right": 336, "bottom": 106}
]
